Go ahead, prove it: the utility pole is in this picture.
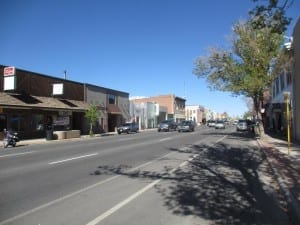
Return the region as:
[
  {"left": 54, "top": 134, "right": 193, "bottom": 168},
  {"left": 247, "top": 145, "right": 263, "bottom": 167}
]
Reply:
[{"left": 63, "top": 70, "right": 67, "bottom": 80}]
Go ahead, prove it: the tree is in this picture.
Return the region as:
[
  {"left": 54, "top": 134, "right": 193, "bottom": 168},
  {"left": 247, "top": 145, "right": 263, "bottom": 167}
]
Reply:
[
  {"left": 249, "top": 0, "right": 293, "bottom": 34},
  {"left": 193, "top": 0, "right": 292, "bottom": 135},
  {"left": 85, "top": 105, "right": 101, "bottom": 136},
  {"left": 243, "top": 111, "right": 253, "bottom": 119}
]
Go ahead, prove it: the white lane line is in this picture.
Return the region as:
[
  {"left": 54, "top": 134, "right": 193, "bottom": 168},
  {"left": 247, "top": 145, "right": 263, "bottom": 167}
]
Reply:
[
  {"left": 85, "top": 148, "right": 197, "bottom": 225},
  {"left": 216, "top": 135, "right": 227, "bottom": 143},
  {"left": 48, "top": 153, "right": 98, "bottom": 165},
  {"left": 86, "top": 179, "right": 161, "bottom": 225},
  {"left": 0, "top": 151, "right": 36, "bottom": 158},
  {"left": 0, "top": 175, "right": 121, "bottom": 225},
  {"left": 159, "top": 137, "right": 172, "bottom": 142},
  {"left": 0, "top": 152, "right": 173, "bottom": 225}
]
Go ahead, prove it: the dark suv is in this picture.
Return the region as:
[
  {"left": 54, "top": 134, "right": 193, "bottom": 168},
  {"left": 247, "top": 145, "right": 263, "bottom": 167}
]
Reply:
[
  {"left": 117, "top": 123, "right": 139, "bottom": 134},
  {"left": 177, "top": 120, "right": 195, "bottom": 132},
  {"left": 157, "top": 120, "right": 177, "bottom": 132}
]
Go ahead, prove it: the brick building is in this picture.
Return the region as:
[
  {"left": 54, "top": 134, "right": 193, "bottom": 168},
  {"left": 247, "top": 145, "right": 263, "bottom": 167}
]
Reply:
[{"left": 130, "top": 94, "right": 186, "bottom": 123}]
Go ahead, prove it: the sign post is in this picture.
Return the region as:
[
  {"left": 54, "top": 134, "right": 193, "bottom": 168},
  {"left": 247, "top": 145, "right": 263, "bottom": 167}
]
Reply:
[{"left": 284, "top": 92, "right": 291, "bottom": 155}]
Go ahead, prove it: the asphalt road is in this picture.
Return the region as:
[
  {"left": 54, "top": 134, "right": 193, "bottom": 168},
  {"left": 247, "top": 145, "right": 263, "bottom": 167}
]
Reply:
[{"left": 0, "top": 126, "right": 292, "bottom": 225}]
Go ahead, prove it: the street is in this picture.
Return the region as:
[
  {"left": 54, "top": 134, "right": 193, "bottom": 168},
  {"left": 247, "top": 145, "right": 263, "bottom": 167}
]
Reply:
[{"left": 0, "top": 126, "right": 291, "bottom": 225}]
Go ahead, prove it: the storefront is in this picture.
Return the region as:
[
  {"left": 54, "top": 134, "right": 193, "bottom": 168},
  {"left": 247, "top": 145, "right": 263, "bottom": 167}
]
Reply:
[{"left": 0, "top": 92, "right": 89, "bottom": 139}]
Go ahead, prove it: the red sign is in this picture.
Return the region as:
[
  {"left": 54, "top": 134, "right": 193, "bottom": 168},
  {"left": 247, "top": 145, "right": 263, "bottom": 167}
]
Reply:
[{"left": 4, "top": 67, "right": 15, "bottom": 76}]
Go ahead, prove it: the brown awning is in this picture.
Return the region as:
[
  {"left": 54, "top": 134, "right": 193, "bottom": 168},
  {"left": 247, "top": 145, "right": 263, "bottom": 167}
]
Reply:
[
  {"left": 0, "top": 92, "right": 90, "bottom": 112},
  {"left": 107, "top": 104, "right": 122, "bottom": 115}
]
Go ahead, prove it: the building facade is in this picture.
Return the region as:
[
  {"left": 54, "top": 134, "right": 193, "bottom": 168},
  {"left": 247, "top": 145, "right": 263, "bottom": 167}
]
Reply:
[
  {"left": 131, "top": 94, "right": 186, "bottom": 123},
  {"left": 85, "top": 84, "right": 129, "bottom": 133},
  {"left": 293, "top": 18, "right": 300, "bottom": 142},
  {"left": 185, "top": 105, "right": 205, "bottom": 125},
  {"left": 263, "top": 17, "right": 299, "bottom": 140},
  {"left": 130, "top": 101, "right": 160, "bottom": 129},
  {"left": 265, "top": 68, "right": 292, "bottom": 133},
  {"left": 0, "top": 66, "right": 129, "bottom": 138}
]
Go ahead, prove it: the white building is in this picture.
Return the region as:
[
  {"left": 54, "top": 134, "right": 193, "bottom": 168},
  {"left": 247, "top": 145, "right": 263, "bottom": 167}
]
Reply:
[
  {"left": 130, "top": 101, "right": 167, "bottom": 129},
  {"left": 185, "top": 105, "right": 205, "bottom": 125}
]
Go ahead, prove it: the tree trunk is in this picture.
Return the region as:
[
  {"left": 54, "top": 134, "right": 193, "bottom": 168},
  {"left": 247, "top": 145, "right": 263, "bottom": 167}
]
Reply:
[
  {"left": 89, "top": 123, "right": 93, "bottom": 136},
  {"left": 253, "top": 95, "right": 265, "bottom": 137}
]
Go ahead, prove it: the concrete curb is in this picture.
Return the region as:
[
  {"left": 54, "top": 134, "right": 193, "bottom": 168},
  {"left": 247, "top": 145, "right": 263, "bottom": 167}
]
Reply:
[
  {"left": 257, "top": 138, "right": 300, "bottom": 225},
  {"left": 16, "top": 128, "right": 157, "bottom": 146}
]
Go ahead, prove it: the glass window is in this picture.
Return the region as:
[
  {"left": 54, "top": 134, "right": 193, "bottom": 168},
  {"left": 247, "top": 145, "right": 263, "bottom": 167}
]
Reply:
[
  {"left": 108, "top": 94, "right": 116, "bottom": 104},
  {"left": 10, "top": 115, "right": 25, "bottom": 132},
  {"left": 287, "top": 71, "right": 292, "bottom": 85},
  {"left": 33, "top": 114, "right": 44, "bottom": 131},
  {"left": 275, "top": 78, "right": 279, "bottom": 96},
  {"left": 280, "top": 73, "right": 285, "bottom": 90},
  {"left": 0, "top": 114, "right": 7, "bottom": 131}
]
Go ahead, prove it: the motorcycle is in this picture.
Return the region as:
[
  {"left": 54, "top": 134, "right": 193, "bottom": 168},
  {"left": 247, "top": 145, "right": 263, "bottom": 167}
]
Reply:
[{"left": 3, "top": 129, "right": 19, "bottom": 148}]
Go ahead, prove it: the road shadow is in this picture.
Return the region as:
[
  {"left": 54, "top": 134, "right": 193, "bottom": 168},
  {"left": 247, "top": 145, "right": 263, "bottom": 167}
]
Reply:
[
  {"left": 158, "top": 142, "right": 290, "bottom": 225},
  {"left": 92, "top": 133, "right": 290, "bottom": 225}
]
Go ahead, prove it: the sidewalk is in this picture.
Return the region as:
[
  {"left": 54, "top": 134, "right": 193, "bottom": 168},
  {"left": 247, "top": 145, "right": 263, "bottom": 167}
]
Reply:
[
  {"left": 17, "top": 128, "right": 157, "bottom": 146},
  {"left": 18, "top": 132, "right": 117, "bottom": 146},
  {"left": 257, "top": 133, "right": 300, "bottom": 225}
]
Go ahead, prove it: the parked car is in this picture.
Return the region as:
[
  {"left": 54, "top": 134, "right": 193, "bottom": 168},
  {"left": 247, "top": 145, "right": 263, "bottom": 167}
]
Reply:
[
  {"left": 215, "top": 120, "right": 225, "bottom": 129},
  {"left": 158, "top": 120, "right": 177, "bottom": 132},
  {"left": 177, "top": 120, "right": 195, "bottom": 132},
  {"left": 117, "top": 122, "right": 139, "bottom": 134},
  {"left": 207, "top": 120, "right": 216, "bottom": 127},
  {"left": 236, "top": 120, "right": 248, "bottom": 131}
]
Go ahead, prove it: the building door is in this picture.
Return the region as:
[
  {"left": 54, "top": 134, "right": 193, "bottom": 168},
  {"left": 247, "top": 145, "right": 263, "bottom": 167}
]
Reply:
[{"left": 108, "top": 114, "right": 117, "bottom": 132}]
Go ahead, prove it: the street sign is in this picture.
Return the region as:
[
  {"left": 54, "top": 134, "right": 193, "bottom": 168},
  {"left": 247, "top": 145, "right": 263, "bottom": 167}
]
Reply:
[{"left": 4, "top": 67, "right": 15, "bottom": 76}]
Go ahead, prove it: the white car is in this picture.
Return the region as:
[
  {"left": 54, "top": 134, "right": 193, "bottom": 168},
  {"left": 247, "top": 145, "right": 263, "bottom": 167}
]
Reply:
[
  {"left": 207, "top": 120, "right": 216, "bottom": 127},
  {"left": 215, "top": 120, "right": 225, "bottom": 129},
  {"left": 236, "top": 120, "right": 248, "bottom": 131}
]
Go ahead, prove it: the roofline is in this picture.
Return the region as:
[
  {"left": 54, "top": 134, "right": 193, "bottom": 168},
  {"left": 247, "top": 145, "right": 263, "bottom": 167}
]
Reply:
[
  {"left": 0, "top": 65, "right": 129, "bottom": 95},
  {"left": 85, "top": 83, "right": 129, "bottom": 96}
]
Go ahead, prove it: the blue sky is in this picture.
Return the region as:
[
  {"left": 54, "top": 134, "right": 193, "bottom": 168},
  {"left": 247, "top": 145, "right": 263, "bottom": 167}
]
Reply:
[{"left": 1, "top": 0, "right": 299, "bottom": 117}]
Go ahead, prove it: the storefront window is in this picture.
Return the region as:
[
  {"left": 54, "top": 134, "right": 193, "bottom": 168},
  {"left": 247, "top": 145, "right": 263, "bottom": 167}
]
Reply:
[
  {"left": 0, "top": 114, "right": 7, "bottom": 131},
  {"left": 32, "top": 114, "right": 44, "bottom": 131},
  {"left": 10, "top": 115, "right": 25, "bottom": 132},
  {"left": 53, "top": 115, "right": 70, "bottom": 130}
]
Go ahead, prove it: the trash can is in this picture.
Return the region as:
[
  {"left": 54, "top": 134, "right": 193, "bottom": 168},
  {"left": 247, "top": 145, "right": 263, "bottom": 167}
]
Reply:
[{"left": 46, "top": 126, "right": 53, "bottom": 140}]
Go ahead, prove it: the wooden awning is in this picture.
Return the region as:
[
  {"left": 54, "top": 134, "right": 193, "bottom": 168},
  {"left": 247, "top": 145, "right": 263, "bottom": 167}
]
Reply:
[
  {"left": 107, "top": 104, "right": 122, "bottom": 115},
  {"left": 0, "top": 92, "right": 90, "bottom": 112}
]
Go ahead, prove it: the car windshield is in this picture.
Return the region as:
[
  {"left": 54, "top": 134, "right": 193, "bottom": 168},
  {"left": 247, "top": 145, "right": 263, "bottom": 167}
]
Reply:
[
  {"left": 123, "top": 123, "right": 132, "bottom": 126},
  {"left": 161, "top": 120, "right": 173, "bottom": 124},
  {"left": 180, "top": 121, "right": 189, "bottom": 125}
]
